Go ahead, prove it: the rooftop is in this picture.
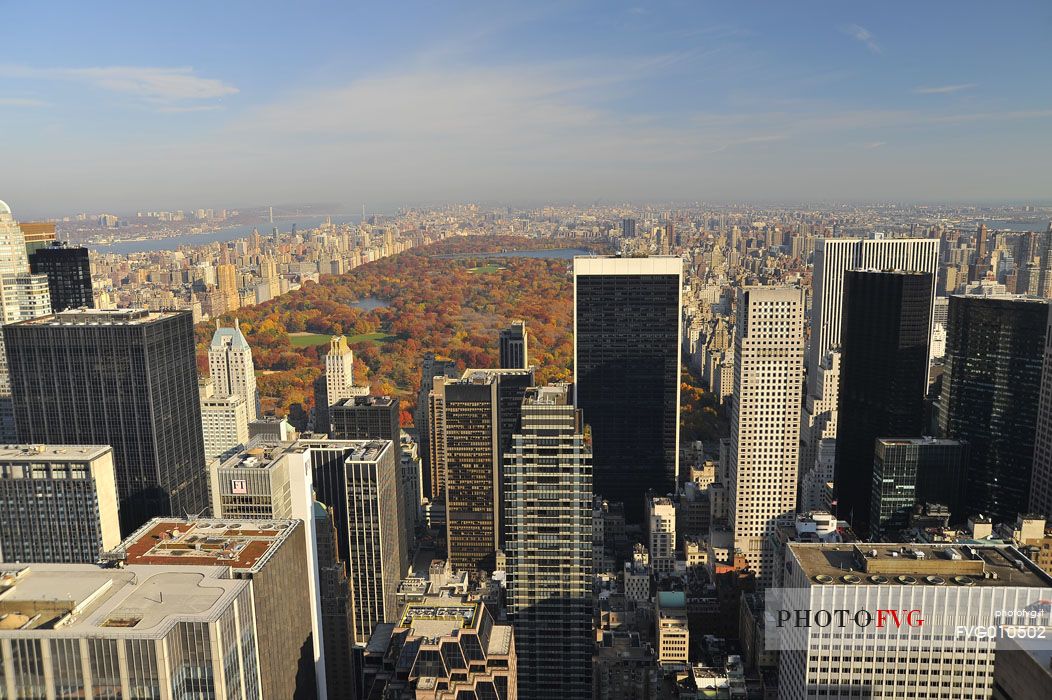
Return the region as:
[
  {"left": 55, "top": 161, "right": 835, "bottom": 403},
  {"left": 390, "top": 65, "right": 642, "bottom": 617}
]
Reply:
[
  {"left": 119, "top": 518, "right": 299, "bottom": 573},
  {"left": 398, "top": 598, "right": 481, "bottom": 641},
  {"left": 331, "top": 395, "right": 395, "bottom": 408},
  {"left": 15, "top": 308, "right": 184, "bottom": 327},
  {"left": 790, "top": 543, "right": 1052, "bottom": 588},
  {"left": 293, "top": 437, "right": 391, "bottom": 462},
  {"left": 0, "top": 564, "right": 247, "bottom": 637},
  {"left": 523, "top": 384, "right": 570, "bottom": 406},
  {"left": 0, "top": 444, "right": 111, "bottom": 463}
]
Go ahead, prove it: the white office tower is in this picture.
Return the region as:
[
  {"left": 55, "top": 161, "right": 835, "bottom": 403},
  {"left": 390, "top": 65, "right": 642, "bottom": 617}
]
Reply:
[
  {"left": 777, "top": 543, "right": 1052, "bottom": 700},
  {"left": 325, "top": 335, "right": 365, "bottom": 404},
  {"left": 808, "top": 237, "right": 939, "bottom": 390},
  {"left": 200, "top": 394, "right": 250, "bottom": 463},
  {"left": 647, "top": 496, "right": 677, "bottom": 576},
  {"left": 799, "top": 351, "right": 840, "bottom": 486},
  {"left": 0, "top": 563, "right": 262, "bottom": 699},
  {"left": 0, "top": 445, "right": 120, "bottom": 564},
  {"left": 209, "top": 441, "right": 329, "bottom": 699},
  {"left": 208, "top": 319, "right": 260, "bottom": 421},
  {"left": 729, "top": 287, "right": 804, "bottom": 586},
  {"left": 0, "top": 201, "right": 52, "bottom": 440},
  {"left": 799, "top": 439, "right": 836, "bottom": 513},
  {"left": 931, "top": 296, "right": 949, "bottom": 359}
]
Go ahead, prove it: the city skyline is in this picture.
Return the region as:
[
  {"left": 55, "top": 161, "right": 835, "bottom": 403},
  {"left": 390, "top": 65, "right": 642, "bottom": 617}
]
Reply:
[{"left": 3, "top": 1, "right": 1051, "bottom": 216}]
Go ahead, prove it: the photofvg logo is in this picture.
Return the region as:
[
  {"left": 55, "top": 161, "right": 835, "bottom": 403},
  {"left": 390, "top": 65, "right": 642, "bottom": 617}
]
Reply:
[{"left": 763, "top": 589, "right": 1052, "bottom": 651}]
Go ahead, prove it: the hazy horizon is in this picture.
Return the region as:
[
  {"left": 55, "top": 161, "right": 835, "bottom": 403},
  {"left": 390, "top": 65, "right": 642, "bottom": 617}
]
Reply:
[{"left": 3, "top": 1, "right": 1051, "bottom": 218}]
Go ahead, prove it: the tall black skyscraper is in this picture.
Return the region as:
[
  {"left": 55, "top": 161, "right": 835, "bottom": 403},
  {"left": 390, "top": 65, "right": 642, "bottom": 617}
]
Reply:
[
  {"left": 4, "top": 309, "right": 207, "bottom": 534},
  {"left": 499, "top": 320, "right": 529, "bottom": 369},
  {"left": 28, "top": 241, "right": 94, "bottom": 312},
  {"left": 573, "top": 256, "right": 681, "bottom": 522},
  {"left": 939, "top": 294, "right": 1047, "bottom": 522},
  {"left": 621, "top": 217, "right": 637, "bottom": 238},
  {"left": 834, "top": 270, "right": 933, "bottom": 536}
]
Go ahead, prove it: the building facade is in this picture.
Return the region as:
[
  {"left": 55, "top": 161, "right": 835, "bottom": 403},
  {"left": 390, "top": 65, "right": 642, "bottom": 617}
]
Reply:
[
  {"left": 28, "top": 241, "right": 94, "bottom": 312},
  {"left": 5, "top": 308, "right": 207, "bottom": 535},
  {"left": 0, "top": 563, "right": 261, "bottom": 699},
  {"left": 499, "top": 319, "right": 529, "bottom": 369},
  {"left": 201, "top": 394, "right": 250, "bottom": 463},
  {"left": 0, "top": 445, "right": 119, "bottom": 564},
  {"left": 870, "top": 437, "right": 969, "bottom": 537},
  {"left": 208, "top": 320, "right": 259, "bottom": 422},
  {"left": 939, "top": 294, "right": 1047, "bottom": 522},
  {"left": 834, "top": 271, "right": 933, "bottom": 536},
  {"left": 573, "top": 256, "right": 682, "bottom": 523},
  {"left": 729, "top": 286, "right": 804, "bottom": 585},
  {"left": 504, "top": 385, "right": 593, "bottom": 699}
]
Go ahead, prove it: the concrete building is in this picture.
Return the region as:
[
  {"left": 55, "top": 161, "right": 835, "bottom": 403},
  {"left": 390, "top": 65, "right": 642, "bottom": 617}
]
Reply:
[
  {"left": 0, "top": 562, "right": 261, "bottom": 699},
  {"left": 993, "top": 633, "right": 1052, "bottom": 700},
  {"left": 428, "top": 372, "right": 500, "bottom": 571},
  {"left": 200, "top": 394, "right": 250, "bottom": 463},
  {"left": 303, "top": 438, "right": 406, "bottom": 644},
  {"left": 6, "top": 308, "right": 207, "bottom": 535},
  {"left": 499, "top": 319, "right": 529, "bottom": 369},
  {"left": 799, "top": 351, "right": 839, "bottom": 483},
  {"left": 729, "top": 287, "right": 805, "bottom": 585},
  {"left": 503, "top": 385, "right": 593, "bottom": 699},
  {"left": 415, "top": 353, "right": 458, "bottom": 501},
  {"left": 0, "top": 201, "right": 52, "bottom": 440},
  {"left": 118, "top": 518, "right": 317, "bottom": 699},
  {"left": 324, "top": 335, "right": 362, "bottom": 409},
  {"left": 655, "top": 591, "right": 689, "bottom": 665},
  {"left": 0, "top": 445, "right": 119, "bottom": 564},
  {"left": 778, "top": 543, "right": 1052, "bottom": 699},
  {"left": 208, "top": 319, "right": 259, "bottom": 422},
  {"left": 647, "top": 496, "right": 677, "bottom": 575},
  {"left": 329, "top": 395, "right": 400, "bottom": 443},
  {"left": 361, "top": 595, "right": 517, "bottom": 699},
  {"left": 573, "top": 256, "right": 682, "bottom": 523}
]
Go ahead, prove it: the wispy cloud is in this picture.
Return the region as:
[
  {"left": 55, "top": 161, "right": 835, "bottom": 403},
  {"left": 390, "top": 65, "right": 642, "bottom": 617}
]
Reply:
[
  {"left": 0, "top": 97, "right": 47, "bottom": 107},
  {"left": 843, "top": 24, "right": 881, "bottom": 54},
  {"left": 0, "top": 65, "right": 237, "bottom": 104},
  {"left": 914, "top": 83, "right": 977, "bottom": 95},
  {"left": 864, "top": 141, "right": 886, "bottom": 149}
]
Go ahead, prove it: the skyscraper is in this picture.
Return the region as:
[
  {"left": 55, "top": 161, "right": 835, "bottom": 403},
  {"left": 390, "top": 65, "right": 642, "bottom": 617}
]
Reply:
[
  {"left": 208, "top": 319, "right": 259, "bottom": 421},
  {"left": 621, "top": 217, "right": 637, "bottom": 238},
  {"left": 28, "top": 240, "right": 94, "bottom": 312},
  {"left": 325, "top": 335, "right": 358, "bottom": 404},
  {"left": 504, "top": 385, "right": 593, "bottom": 699},
  {"left": 5, "top": 308, "right": 208, "bottom": 534},
  {"left": 415, "top": 352, "right": 458, "bottom": 499},
  {"left": 303, "top": 438, "right": 405, "bottom": 645},
  {"left": 573, "top": 256, "right": 682, "bottom": 522},
  {"left": 939, "top": 294, "right": 1047, "bottom": 522},
  {"left": 329, "top": 394, "right": 399, "bottom": 443},
  {"left": 870, "top": 437, "right": 968, "bottom": 537},
  {"left": 429, "top": 371, "right": 500, "bottom": 571},
  {"left": 1031, "top": 305, "right": 1052, "bottom": 518},
  {"left": 729, "top": 286, "right": 804, "bottom": 584},
  {"left": 0, "top": 444, "right": 120, "bottom": 563},
  {"left": 0, "top": 201, "right": 52, "bottom": 440},
  {"left": 499, "top": 319, "right": 529, "bottom": 369},
  {"left": 808, "top": 238, "right": 939, "bottom": 390},
  {"left": 216, "top": 261, "right": 240, "bottom": 312},
  {"left": 0, "top": 562, "right": 262, "bottom": 699},
  {"left": 834, "top": 271, "right": 933, "bottom": 536},
  {"left": 200, "top": 394, "right": 250, "bottom": 463}
]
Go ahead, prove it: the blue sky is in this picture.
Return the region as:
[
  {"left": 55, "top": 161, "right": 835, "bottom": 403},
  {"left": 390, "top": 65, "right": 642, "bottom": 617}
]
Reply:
[{"left": 2, "top": 1, "right": 1050, "bottom": 217}]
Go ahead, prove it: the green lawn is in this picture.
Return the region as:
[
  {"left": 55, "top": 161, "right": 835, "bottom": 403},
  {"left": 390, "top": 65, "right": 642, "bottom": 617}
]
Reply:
[
  {"left": 288, "top": 332, "right": 331, "bottom": 347},
  {"left": 289, "top": 331, "right": 394, "bottom": 347},
  {"left": 345, "top": 332, "right": 395, "bottom": 344},
  {"left": 469, "top": 263, "right": 505, "bottom": 274}
]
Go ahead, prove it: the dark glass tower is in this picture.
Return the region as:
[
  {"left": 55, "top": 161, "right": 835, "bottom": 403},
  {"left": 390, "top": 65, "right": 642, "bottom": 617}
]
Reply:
[
  {"left": 870, "top": 437, "right": 968, "bottom": 537},
  {"left": 4, "top": 309, "right": 207, "bottom": 534},
  {"left": 499, "top": 320, "right": 529, "bottom": 369},
  {"left": 329, "top": 395, "right": 400, "bottom": 442},
  {"left": 939, "top": 294, "right": 1047, "bottom": 522},
  {"left": 28, "top": 241, "right": 94, "bottom": 312},
  {"left": 834, "top": 270, "right": 933, "bottom": 536},
  {"left": 573, "top": 256, "right": 681, "bottom": 523}
]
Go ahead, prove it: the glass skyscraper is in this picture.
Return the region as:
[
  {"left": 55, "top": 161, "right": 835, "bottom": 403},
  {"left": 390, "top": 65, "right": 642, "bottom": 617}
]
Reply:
[
  {"left": 834, "top": 270, "right": 933, "bottom": 536},
  {"left": 4, "top": 308, "right": 207, "bottom": 535},
  {"left": 573, "top": 256, "right": 682, "bottom": 522},
  {"left": 938, "top": 294, "right": 1047, "bottom": 522}
]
